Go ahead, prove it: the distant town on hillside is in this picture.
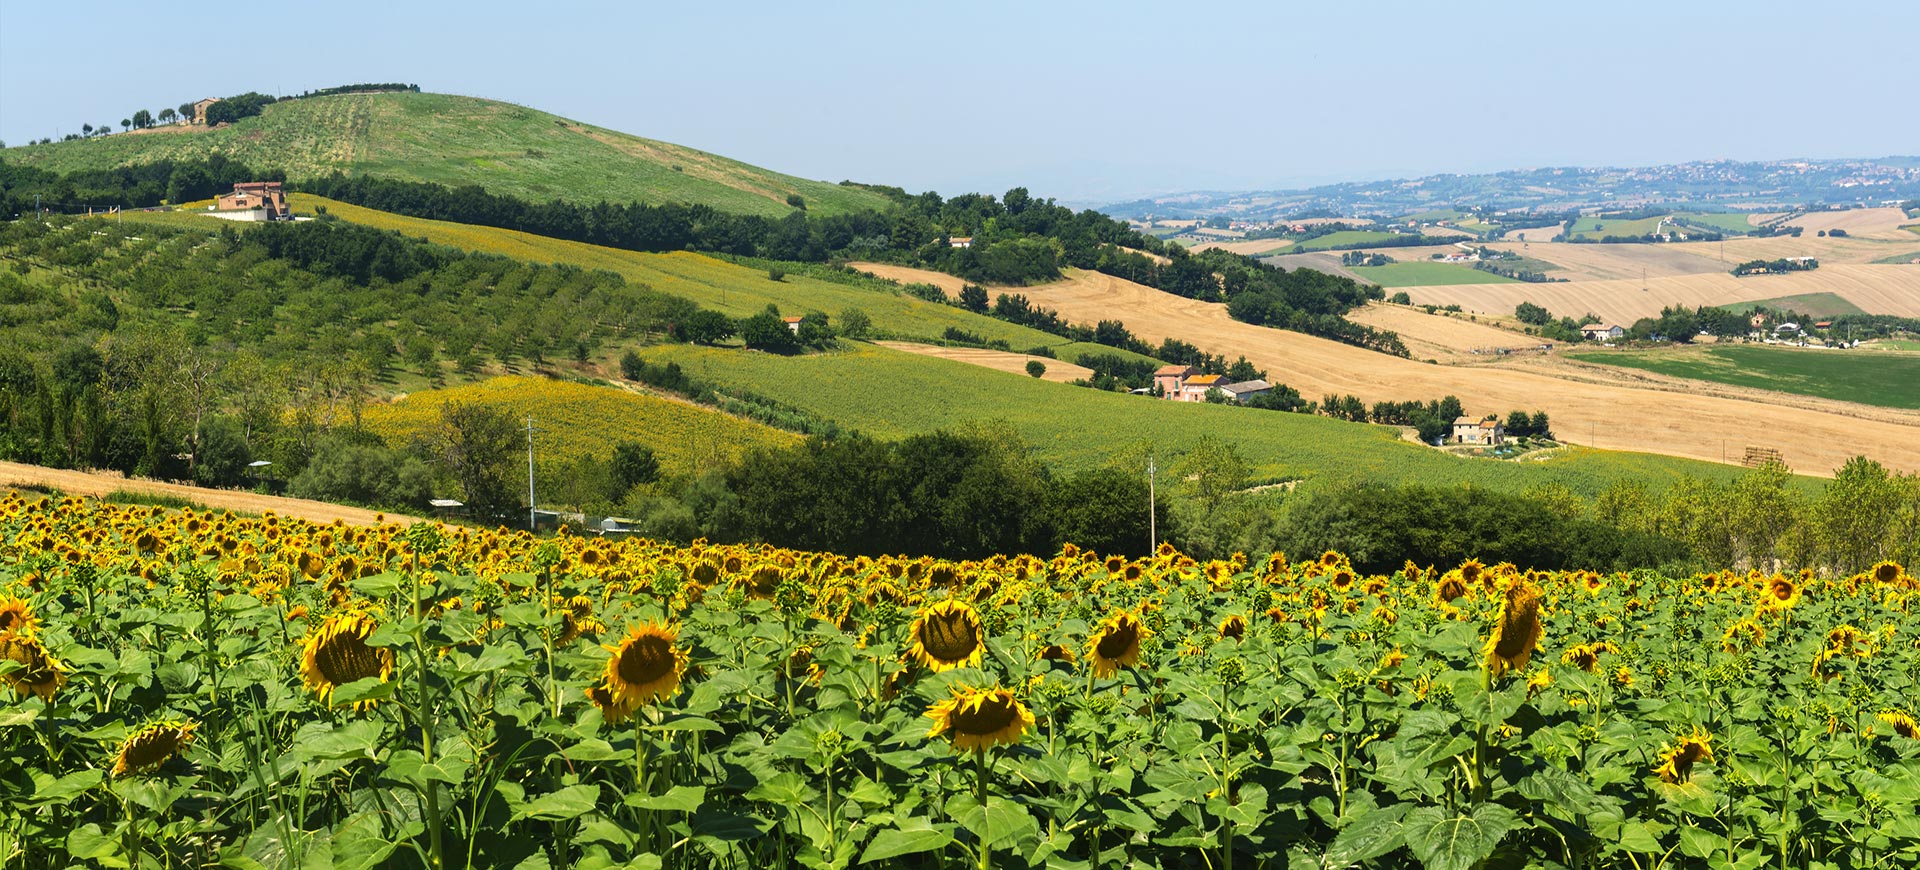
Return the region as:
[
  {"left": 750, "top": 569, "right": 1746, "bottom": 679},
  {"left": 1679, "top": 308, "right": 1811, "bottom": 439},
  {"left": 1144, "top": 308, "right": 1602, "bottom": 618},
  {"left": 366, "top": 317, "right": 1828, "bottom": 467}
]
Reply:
[{"left": 1099, "top": 156, "right": 1920, "bottom": 221}]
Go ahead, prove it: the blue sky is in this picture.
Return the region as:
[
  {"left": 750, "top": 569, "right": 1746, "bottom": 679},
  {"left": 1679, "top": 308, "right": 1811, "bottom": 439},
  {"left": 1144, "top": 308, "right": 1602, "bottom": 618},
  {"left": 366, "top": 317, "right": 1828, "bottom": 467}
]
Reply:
[{"left": 3, "top": 1, "right": 1916, "bottom": 203}]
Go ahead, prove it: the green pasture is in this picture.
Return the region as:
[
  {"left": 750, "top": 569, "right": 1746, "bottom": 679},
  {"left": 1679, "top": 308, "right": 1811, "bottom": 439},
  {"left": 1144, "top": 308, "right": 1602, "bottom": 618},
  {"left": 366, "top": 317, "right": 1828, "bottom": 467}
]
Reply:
[
  {"left": 1283, "top": 230, "right": 1406, "bottom": 252},
  {"left": 1720, "top": 293, "right": 1868, "bottom": 318},
  {"left": 634, "top": 342, "right": 1765, "bottom": 495},
  {"left": 1569, "top": 344, "right": 1920, "bottom": 409},
  {"left": 4, "top": 92, "right": 891, "bottom": 218}
]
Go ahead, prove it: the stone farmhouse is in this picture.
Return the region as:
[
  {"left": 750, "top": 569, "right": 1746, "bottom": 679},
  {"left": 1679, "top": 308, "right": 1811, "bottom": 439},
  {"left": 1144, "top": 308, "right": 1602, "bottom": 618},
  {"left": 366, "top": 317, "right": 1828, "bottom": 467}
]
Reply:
[
  {"left": 1451, "top": 415, "right": 1507, "bottom": 446},
  {"left": 213, "top": 182, "right": 290, "bottom": 221}
]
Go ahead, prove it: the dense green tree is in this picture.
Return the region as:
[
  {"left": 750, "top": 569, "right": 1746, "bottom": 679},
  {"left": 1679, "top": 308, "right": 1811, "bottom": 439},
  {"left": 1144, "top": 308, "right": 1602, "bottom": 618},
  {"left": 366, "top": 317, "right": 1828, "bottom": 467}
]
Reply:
[
  {"left": 610, "top": 441, "right": 660, "bottom": 498},
  {"left": 431, "top": 401, "right": 522, "bottom": 521}
]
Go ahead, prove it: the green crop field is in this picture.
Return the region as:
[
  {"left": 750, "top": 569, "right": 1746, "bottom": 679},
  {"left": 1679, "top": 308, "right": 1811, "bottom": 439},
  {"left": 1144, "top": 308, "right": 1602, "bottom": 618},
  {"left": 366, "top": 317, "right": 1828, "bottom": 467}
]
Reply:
[
  {"left": 1720, "top": 293, "right": 1868, "bottom": 318},
  {"left": 1569, "top": 345, "right": 1920, "bottom": 409},
  {"left": 1566, "top": 215, "right": 1668, "bottom": 240},
  {"left": 1674, "top": 212, "right": 1759, "bottom": 234},
  {"left": 1350, "top": 262, "right": 1520, "bottom": 287},
  {"left": 3, "top": 92, "right": 892, "bottom": 217},
  {"left": 631, "top": 342, "right": 1762, "bottom": 495},
  {"left": 1283, "top": 230, "right": 1406, "bottom": 252},
  {"left": 1397, "top": 209, "right": 1469, "bottom": 223}
]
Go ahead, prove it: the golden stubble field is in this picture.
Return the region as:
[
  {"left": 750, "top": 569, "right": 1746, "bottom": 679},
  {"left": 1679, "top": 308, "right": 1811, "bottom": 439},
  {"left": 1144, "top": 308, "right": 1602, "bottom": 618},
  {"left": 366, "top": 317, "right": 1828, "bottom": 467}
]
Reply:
[
  {"left": 1396, "top": 264, "right": 1920, "bottom": 325},
  {"left": 857, "top": 266, "right": 1920, "bottom": 475}
]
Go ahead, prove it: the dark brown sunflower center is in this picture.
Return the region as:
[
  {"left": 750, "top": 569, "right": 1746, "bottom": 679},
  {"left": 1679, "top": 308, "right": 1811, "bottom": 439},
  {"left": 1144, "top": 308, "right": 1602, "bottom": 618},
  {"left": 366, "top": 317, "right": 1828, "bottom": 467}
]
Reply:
[
  {"left": 124, "top": 731, "right": 185, "bottom": 769},
  {"left": 316, "top": 632, "right": 386, "bottom": 686},
  {"left": 951, "top": 696, "right": 1018, "bottom": 735},
  {"left": 2, "top": 637, "right": 54, "bottom": 683},
  {"left": 617, "top": 636, "right": 675, "bottom": 685},
  {"left": 921, "top": 612, "right": 980, "bottom": 662},
  {"left": 1095, "top": 622, "right": 1139, "bottom": 659},
  {"left": 1492, "top": 601, "right": 1539, "bottom": 659}
]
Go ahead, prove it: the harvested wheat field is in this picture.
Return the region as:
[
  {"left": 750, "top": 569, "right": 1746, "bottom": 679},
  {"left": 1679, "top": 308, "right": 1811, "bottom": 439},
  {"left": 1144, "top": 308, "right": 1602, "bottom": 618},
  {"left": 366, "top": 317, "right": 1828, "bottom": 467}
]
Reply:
[
  {"left": 0, "top": 461, "right": 418, "bottom": 526},
  {"left": 1665, "top": 233, "right": 1909, "bottom": 266},
  {"left": 1345, "top": 304, "right": 1546, "bottom": 361},
  {"left": 1774, "top": 207, "right": 1920, "bottom": 241},
  {"left": 873, "top": 341, "right": 1094, "bottom": 383},
  {"left": 1480, "top": 241, "right": 1729, "bottom": 281},
  {"left": 1399, "top": 264, "right": 1920, "bottom": 324},
  {"left": 1262, "top": 244, "right": 1463, "bottom": 268},
  {"left": 862, "top": 266, "right": 1918, "bottom": 475},
  {"left": 1196, "top": 238, "right": 1300, "bottom": 256},
  {"left": 852, "top": 262, "right": 968, "bottom": 297}
]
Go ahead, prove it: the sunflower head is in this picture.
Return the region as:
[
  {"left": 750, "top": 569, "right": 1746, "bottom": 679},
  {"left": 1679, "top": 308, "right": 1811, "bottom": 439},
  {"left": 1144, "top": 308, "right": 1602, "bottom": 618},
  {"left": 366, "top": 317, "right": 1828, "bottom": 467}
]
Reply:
[
  {"left": 1871, "top": 561, "right": 1904, "bottom": 585},
  {"left": 907, "top": 599, "right": 985, "bottom": 673},
  {"left": 0, "top": 632, "right": 65, "bottom": 702},
  {"left": 1218, "top": 614, "right": 1247, "bottom": 641},
  {"left": 1484, "top": 580, "right": 1543, "bottom": 679},
  {"left": 113, "top": 720, "right": 198, "bottom": 777},
  {"left": 1653, "top": 728, "right": 1714, "bottom": 784},
  {"left": 1087, "top": 609, "right": 1149, "bottom": 679},
  {"left": 1436, "top": 573, "right": 1468, "bottom": 603},
  {"left": 0, "top": 597, "right": 38, "bottom": 637},
  {"left": 1878, "top": 711, "right": 1920, "bottom": 740},
  {"left": 924, "top": 685, "right": 1035, "bottom": 752},
  {"left": 602, "top": 622, "right": 687, "bottom": 708},
  {"left": 1037, "top": 643, "right": 1076, "bottom": 666},
  {"left": 299, "top": 612, "right": 395, "bottom": 710}
]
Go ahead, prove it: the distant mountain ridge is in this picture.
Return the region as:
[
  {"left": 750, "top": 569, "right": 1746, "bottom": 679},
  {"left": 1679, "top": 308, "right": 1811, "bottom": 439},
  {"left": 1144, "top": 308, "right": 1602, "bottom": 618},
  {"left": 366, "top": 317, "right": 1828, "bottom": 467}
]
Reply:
[
  {"left": 0, "top": 91, "right": 893, "bottom": 218},
  {"left": 1099, "top": 156, "right": 1920, "bottom": 221}
]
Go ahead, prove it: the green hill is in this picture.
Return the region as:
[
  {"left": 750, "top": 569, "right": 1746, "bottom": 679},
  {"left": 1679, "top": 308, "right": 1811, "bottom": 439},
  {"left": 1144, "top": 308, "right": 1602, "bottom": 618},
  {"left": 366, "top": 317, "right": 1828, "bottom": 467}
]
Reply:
[{"left": 2, "top": 91, "right": 893, "bottom": 217}]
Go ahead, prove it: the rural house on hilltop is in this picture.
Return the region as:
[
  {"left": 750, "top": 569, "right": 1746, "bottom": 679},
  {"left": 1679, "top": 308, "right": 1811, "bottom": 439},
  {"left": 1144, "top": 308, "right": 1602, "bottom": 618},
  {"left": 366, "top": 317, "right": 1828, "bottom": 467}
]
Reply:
[
  {"left": 191, "top": 97, "right": 221, "bottom": 125},
  {"left": 1580, "top": 324, "right": 1624, "bottom": 341},
  {"left": 213, "top": 182, "right": 290, "bottom": 221},
  {"left": 1451, "top": 415, "right": 1506, "bottom": 447}
]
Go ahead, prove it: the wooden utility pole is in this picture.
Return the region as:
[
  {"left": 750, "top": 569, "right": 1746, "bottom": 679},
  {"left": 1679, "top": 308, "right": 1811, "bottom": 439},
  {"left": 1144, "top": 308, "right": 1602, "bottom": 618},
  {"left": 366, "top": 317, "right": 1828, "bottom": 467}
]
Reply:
[{"left": 1147, "top": 453, "right": 1157, "bottom": 553}]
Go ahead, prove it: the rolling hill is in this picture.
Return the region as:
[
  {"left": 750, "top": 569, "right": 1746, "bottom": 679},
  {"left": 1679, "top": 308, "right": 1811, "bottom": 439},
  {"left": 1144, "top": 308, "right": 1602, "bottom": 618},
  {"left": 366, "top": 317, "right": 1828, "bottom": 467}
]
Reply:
[{"left": 2, "top": 91, "right": 893, "bottom": 217}]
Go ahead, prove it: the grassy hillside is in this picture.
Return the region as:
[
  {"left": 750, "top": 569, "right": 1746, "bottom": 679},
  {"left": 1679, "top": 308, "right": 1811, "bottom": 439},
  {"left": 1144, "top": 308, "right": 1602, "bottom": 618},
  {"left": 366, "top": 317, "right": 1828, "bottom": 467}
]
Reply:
[
  {"left": 360, "top": 376, "right": 800, "bottom": 476},
  {"left": 3, "top": 92, "right": 892, "bottom": 217},
  {"left": 1568, "top": 345, "right": 1920, "bottom": 410},
  {"left": 630, "top": 342, "right": 1763, "bottom": 495}
]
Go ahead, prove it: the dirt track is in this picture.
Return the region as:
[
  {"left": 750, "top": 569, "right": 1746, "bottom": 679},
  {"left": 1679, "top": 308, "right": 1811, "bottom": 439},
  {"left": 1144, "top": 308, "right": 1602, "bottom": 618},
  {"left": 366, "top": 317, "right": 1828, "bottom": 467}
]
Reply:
[
  {"left": 0, "top": 461, "right": 417, "bottom": 526},
  {"left": 858, "top": 266, "right": 1919, "bottom": 475},
  {"left": 874, "top": 342, "right": 1094, "bottom": 382}
]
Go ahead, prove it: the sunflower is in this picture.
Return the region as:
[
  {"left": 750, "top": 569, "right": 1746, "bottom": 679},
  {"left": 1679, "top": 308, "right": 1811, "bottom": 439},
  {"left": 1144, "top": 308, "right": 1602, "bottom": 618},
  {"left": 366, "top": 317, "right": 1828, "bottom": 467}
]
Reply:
[
  {"left": 602, "top": 622, "right": 687, "bottom": 707},
  {"left": 558, "top": 595, "right": 604, "bottom": 645},
  {"left": 1871, "top": 560, "right": 1905, "bottom": 585},
  {"left": 1561, "top": 641, "right": 1619, "bottom": 673},
  {"left": 1652, "top": 728, "right": 1714, "bottom": 784},
  {"left": 1721, "top": 618, "right": 1766, "bottom": 653},
  {"left": 1218, "top": 614, "right": 1247, "bottom": 641},
  {"left": 1458, "top": 558, "right": 1485, "bottom": 586},
  {"left": 299, "top": 612, "right": 395, "bottom": 709},
  {"left": 1826, "top": 624, "right": 1870, "bottom": 658},
  {"left": 1036, "top": 643, "right": 1076, "bottom": 666},
  {"left": 924, "top": 685, "right": 1035, "bottom": 751},
  {"left": 113, "top": 721, "right": 197, "bottom": 777},
  {"left": 1877, "top": 711, "right": 1920, "bottom": 739},
  {"left": 907, "top": 600, "right": 985, "bottom": 673},
  {"left": 1436, "top": 573, "right": 1468, "bottom": 603},
  {"left": 0, "top": 596, "right": 37, "bottom": 636},
  {"left": 1087, "top": 609, "right": 1148, "bottom": 679},
  {"left": 586, "top": 683, "right": 638, "bottom": 724},
  {"left": 1484, "top": 580, "right": 1543, "bottom": 678},
  {"left": 0, "top": 632, "right": 65, "bottom": 702},
  {"left": 1764, "top": 576, "right": 1800, "bottom": 609}
]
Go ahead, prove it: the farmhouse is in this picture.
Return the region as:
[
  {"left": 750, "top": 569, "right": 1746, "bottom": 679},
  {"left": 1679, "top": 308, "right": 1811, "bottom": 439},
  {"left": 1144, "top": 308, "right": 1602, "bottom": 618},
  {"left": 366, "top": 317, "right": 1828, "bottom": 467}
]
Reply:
[
  {"left": 782, "top": 316, "right": 804, "bottom": 335},
  {"left": 1153, "top": 364, "right": 1194, "bottom": 396},
  {"left": 191, "top": 97, "right": 222, "bottom": 125},
  {"left": 1580, "top": 324, "right": 1625, "bottom": 341},
  {"left": 948, "top": 236, "right": 973, "bottom": 249},
  {"left": 213, "top": 182, "right": 290, "bottom": 221},
  {"left": 1177, "top": 373, "right": 1225, "bottom": 402},
  {"left": 1451, "top": 415, "right": 1507, "bottom": 447}
]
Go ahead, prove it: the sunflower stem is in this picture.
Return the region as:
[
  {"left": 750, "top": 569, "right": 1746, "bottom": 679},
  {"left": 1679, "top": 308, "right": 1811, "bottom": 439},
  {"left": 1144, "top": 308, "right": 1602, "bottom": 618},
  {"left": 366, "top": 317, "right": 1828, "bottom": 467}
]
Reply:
[{"left": 975, "top": 747, "right": 991, "bottom": 870}]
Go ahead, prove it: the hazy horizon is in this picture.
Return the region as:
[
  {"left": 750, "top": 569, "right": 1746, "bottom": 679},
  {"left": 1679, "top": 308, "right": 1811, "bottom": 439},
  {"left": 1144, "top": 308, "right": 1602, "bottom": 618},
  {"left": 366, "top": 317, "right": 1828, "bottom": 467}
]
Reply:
[{"left": 4, "top": 1, "right": 1916, "bottom": 203}]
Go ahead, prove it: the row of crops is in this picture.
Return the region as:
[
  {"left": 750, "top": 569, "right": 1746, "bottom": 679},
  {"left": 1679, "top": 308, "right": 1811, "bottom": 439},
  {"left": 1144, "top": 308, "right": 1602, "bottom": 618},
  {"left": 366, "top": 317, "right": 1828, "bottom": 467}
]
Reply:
[{"left": 2, "top": 491, "right": 1918, "bottom": 868}]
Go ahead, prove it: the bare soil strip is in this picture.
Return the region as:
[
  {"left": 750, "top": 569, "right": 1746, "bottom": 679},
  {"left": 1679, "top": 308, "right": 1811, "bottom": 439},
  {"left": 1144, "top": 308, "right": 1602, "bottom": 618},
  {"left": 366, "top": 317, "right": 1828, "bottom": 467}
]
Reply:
[
  {"left": 0, "top": 461, "right": 416, "bottom": 526},
  {"left": 874, "top": 342, "right": 1095, "bottom": 382}
]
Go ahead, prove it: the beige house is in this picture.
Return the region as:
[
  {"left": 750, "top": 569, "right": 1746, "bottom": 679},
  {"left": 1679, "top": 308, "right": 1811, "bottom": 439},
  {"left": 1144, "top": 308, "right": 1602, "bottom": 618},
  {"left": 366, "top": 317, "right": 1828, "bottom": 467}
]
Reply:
[
  {"left": 191, "top": 97, "right": 222, "bottom": 125},
  {"left": 1451, "top": 415, "right": 1506, "bottom": 446}
]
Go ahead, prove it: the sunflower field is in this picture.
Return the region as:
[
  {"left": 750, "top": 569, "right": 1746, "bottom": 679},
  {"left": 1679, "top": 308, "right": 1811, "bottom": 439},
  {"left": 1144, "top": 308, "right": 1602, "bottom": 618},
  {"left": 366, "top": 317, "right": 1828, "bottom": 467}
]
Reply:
[{"left": 3, "top": 491, "right": 1919, "bottom": 869}]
